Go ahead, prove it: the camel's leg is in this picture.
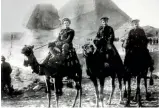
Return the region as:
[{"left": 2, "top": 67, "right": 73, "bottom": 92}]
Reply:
[
  {"left": 92, "top": 78, "right": 100, "bottom": 107},
  {"left": 108, "top": 77, "right": 115, "bottom": 105},
  {"left": 149, "top": 69, "right": 154, "bottom": 85},
  {"left": 125, "top": 78, "right": 131, "bottom": 107},
  {"left": 99, "top": 77, "right": 105, "bottom": 107},
  {"left": 79, "top": 88, "right": 82, "bottom": 107},
  {"left": 123, "top": 79, "right": 127, "bottom": 98},
  {"left": 118, "top": 76, "right": 123, "bottom": 104},
  {"left": 72, "top": 89, "right": 79, "bottom": 107},
  {"left": 144, "top": 76, "right": 149, "bottom": 100},
  {"left": 44, "top": 76, "right": 51, "bottom": 108},
  {"left": 136, "top": 76, "right": 142, "bottom": 107},
  {"left": 79, "top": 79, "right": 82, "bottom": 108},
  {"left": 57, "top": 77, "right": 63, "bottom": 96},
  {"left": 72, "top": 74, "right": 82, "bottom": 108},
  {"left": 54, "top": 78, "right": 59, "bottom": 108}
]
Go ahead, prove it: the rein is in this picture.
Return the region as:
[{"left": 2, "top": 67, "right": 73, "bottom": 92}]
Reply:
[{"left": 34, "top": 43, "right": 48, "bottom": 51}]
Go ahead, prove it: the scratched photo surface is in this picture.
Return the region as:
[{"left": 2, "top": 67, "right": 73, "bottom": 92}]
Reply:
[{"left": 1, "top": 0, "right": 159, "bottom": 107}]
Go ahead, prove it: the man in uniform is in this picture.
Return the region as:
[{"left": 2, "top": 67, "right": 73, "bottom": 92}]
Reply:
[
  {"left": 124, "top": 19, "right": 154, "bottom": 72},
  {"left": 1, "top": 56, "right": 14, "bottom": 95},
  {"left": 94, "top": 17, "right": 115, "bottom": 52},
  {"left": 93, "top": 17, "right": 125, "bottom": 77}
]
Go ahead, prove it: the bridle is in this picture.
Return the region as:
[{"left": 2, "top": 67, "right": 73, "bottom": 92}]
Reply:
[{"left": 82, "top": 44, "right": 97, "bottom": 57}]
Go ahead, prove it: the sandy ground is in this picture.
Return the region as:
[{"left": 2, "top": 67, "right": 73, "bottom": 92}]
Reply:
[{"left": 1, "top": 77, "right": 159, "bottom": 108}]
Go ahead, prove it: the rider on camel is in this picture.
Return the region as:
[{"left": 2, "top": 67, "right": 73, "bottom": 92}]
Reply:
[
  {"left": 40, "top": 18, "right": 79, "bottom": 91},
  {"left": 93, "top": 17, "right": 125, "bottom": 73},
  {"left": 94, "top": 17, "right": 115, "bottom": 53},
  {"left": 124, "top": 19, "right": 154, "bottom": 72},
  {"left": 42, "top": 18, "right": 75, "bottom": 66}
]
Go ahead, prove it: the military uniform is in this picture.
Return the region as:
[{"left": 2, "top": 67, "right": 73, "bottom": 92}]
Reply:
[
  {"left": 94, "top": 26, "right": 114, "bottom": 50},
  {"left": 125, "top": 28, "right": 148, "bottom": 50},
  {"left": 124, "top": 27, "right": 154, "bottom": 72},
  {"left": 93, "top": 25, "right": 125, "bottom": 74}
]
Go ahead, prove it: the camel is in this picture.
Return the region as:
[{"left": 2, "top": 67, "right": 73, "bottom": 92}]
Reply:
[
  {"left": 82, "top": 43, "right": 126, "bottom": 107},
  {"left": 121, "top": 39, "right": 154, "bottom": 107},
  {"left": 21, "top": 45, "right": 82, "bottom": 108},
  {"left": 123, "top": 46, "right": 154, "bottom": 107}
]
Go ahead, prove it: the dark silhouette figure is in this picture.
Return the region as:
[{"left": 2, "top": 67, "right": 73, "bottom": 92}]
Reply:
[
  {"left": 1, "top": 56, "right": 14, "bottom": 96},
  {"left": 124, "top": 19, "right": 154, "bottom": 107}
]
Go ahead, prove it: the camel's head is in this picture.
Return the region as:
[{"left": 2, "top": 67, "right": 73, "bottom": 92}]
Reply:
[
  {"left": 21, "top": 45, "right": 34, "bottom": 56},
  {"left": 21, "top": 45, "right": 34, "bottom": 67},
  {"left": 82, "top": 43, "right": 95, "bottom": 57}
]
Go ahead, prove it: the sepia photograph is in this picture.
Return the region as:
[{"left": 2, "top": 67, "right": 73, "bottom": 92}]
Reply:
[{"left": 1, "top": 0, "right": 159, "bottom": 107}]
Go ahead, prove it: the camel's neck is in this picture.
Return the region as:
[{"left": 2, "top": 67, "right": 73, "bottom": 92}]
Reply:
[
  {"left": 85, "top": 53, "right": 95, "bottom": 67},
  {"left": 85, "top": 52, "right": 105, "bottom": 70},
  {"left": 28, "top": 54, "right": 40, "bottom": 74}
]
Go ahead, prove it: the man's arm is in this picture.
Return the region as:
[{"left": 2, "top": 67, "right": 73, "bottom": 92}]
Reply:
[
  {"left": 125, "top": 30, "right": 133, "bottom": 49},
  {"left": 93, "top": 27, "right": 102, "bottom": 46},
  {"left": 140, "top": 29, "right": 148, "bottom": 47},
  {"left": 108, "top": 27, "right": 115, "bottom": 44},
  {"left": 56, "top": 30, "right": 63, "bottom": 42},
  {"left": 56, "top": 34, "right": 61, "bottom": 42}
]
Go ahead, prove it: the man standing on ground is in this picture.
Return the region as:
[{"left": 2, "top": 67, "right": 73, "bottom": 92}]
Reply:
[{"left": 1, "top": 56, "right": 14, "bottom": 95}]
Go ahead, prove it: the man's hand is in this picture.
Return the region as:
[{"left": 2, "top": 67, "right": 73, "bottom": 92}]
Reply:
[
  {"left": 56, "top": 41, "right": 63, "bottom": 46},
  {"left": 53, "top": 47, "right": 61, "bottom": 53}
]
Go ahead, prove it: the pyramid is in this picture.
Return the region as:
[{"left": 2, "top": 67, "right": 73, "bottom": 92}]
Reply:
[
  {"left": 117, "top": 25, "right": 159, "bottom": 40},
  {"left": 59, "top": 0, "right": 131, "bottom": 31},
  {"left": 26, "top": 4, "right": 61, "bottom": 30},
  {"left": 143, "top": 26, "right": 159, "bottom": 37}
]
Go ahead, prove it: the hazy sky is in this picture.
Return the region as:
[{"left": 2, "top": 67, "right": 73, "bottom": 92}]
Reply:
[{"left": 1, "top": 0, "right": 159, "bottom": 32}]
